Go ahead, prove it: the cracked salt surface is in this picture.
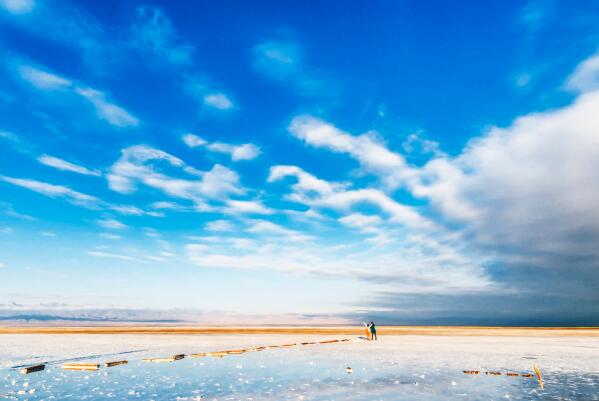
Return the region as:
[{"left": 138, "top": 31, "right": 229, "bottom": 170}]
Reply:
[{"left": 1, "top": 334, "right": 598, "bottom": 400}]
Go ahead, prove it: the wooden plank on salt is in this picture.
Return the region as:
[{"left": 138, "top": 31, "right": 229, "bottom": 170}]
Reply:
[
  {"left": 20, "top": 364, "right": 45, "bottom": 374},
  {"left": 62, "top": 363, "right": 100, "bottom": 371},
  {"left": 104, "top": 360, "right": 128, "bottom": 367}
]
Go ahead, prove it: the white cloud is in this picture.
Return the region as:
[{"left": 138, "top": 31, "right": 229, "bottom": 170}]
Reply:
[
  {"left": 205, "top": 219, "right": 235, "bottom": 232},
  {"left": 38, "top": 155, "right": 101, "bottom": 176},
  {"left": 150, "top": 201, "right": 177, "bottom": 209},
  {"left": 411, "top": 88, "right": 599, "bottom": 259},
  {"left": 566, "top": 52, "right": 599, "bottom": 93},
  {"left": 246, "top": 219, "right": 313, "bottom": 242},
  {"left": 87, "top": 250, "right": 141, "bottom": 262},
  {"left": 289, "top": 115, "right": 412, "bottom": 189},
  {"left": 100, "top": 233, "right": 122, "bottom": 240},
  {"left": 0, "top": 261, "right": 4, "bottom": 268},
  {"left": 18, "top": 65, "right": 71, "bottom": 90},
  {"left": 0, "top": 0, "right": 34, "bottom": 14},
  {"left": 229, "top": 143, "right": 261, "bottom": 161},
  {"left": 75, "top": 87, "right": 139, "bottom": 127},
  {"left": 96, "top": 219, "right": 126, "bottom": 230},
  {"left": 184, "top": 74, "right": 236, "bottom": 114},
  {"left": 182, "top": 133, "right": 207, "bottom": 147},
  {"left": 402, "top": 133, "right": 443, "bottom": 157},
  {"left": 182, "top": 133, "right": 261, "bottom": 161},
  {"left": 338, "top": 213, "right": 383, "bottom": 234},
  {"left": 203, "top": 93, "right": 234, "bottom": 110},
  {"left": 107, "top": 145, "right": 244, "bottom": 204},
  {"left": 0, "top": 175, "right": 100, "bottom": 208},
  {"left": 108, "top": 204, "right": 163, "bottom": 217},
  {"left": 268, "top": 165, "right": 341, "bottom": 196},
  {"left": 268, "top": 165, "right": 430, "bottom": 228},
  {"left": 225, "top": 200, "right": 274, "bottom": 215}
]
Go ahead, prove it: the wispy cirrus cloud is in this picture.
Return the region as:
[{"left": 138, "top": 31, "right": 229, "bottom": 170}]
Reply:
[
  {"left": 0, "top": 174, "right": 160, "bottom": 218},
  {"left": 95, "top": 218, "right": 126, "bottom": 230},
  {"left": 205, "top": 219, "right": 235, "bottom": 232},
  {"left": 268, "top": 165, "right": 430, "bottom": 228},
  {"left": 38, "top": 155, "right": 101, "bottom": 176},
  {"left": 130, "top": 6, "right": 194, "bottom": 67},
  {"left": 288, "top": 115, "right": 413, "bottom": 190},
  {"left": 108, "top": 204, "right": 163, "bottom": 217},
  {"left": 130, "top": 7, "right": 238, "bottom": 113},
  {"left": 87, "top": 250, "right": 141, "bottom": 262},
  {"left": 182, "top": 133, "right": 260, "bottom": 161},
  {"left": 16, "top": 64, "right": 139, "bottom": 128},
  {"left": 74, "top": 87, "right": 139, "bottom": 127},
  {"left": 18, "top": 65, "right": 72, "bottom": 90},
  {"left": 99, "top": 233, "right": 122, "bottom": 240},
  {"left": 0, "top": 1, "right": 123, "bottom": 73},
  {"left": 185, "top": 224, "right": 490, "bottom": 296},
  {"left": 0, "top": 130, "right": 19, "bottom": 142},
  {"left": 107, "top": 145, "right": 246, "bottom": 208},
  {"left": 252, "top": 38, "right": 325, "bottom": 95},
  {"left": 0, "top": 202, "right": 35, "bottom": 220},
  {"left": 0, "top": 175, "right": 100, "bottom": 208}
]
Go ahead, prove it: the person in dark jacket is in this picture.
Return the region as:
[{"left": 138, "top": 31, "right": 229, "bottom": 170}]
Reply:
[{"left": 369, "top": 321, "right": 377, "bottom": 340}]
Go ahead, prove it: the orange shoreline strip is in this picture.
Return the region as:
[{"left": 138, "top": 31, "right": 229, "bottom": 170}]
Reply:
[{"left": 1, "top": 326, "right": 597, "bottom": 336}]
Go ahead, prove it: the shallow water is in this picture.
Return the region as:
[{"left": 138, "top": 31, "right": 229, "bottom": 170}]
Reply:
[{"left": 2, "top": 335, "right": 598, "bottom": 400}]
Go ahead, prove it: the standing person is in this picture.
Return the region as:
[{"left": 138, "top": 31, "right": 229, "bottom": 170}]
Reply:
[
  {"left": 369, "top": 321, "right": 377, "bottom": 340},
  {"left": 363, "top": 322, "right": 371, "bottom": 340}
]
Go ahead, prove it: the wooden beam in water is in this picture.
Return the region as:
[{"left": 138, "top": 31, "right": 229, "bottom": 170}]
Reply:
[
  {"left": 463, "top": 370, "right": 480, "bottom": 374},
  {"left": 20, "top": 364, "right": 45, "bottom": 374},
  {"left": 224, "top": 350, "right": 246, "bottom": 354},
  {"left": 104, "top": 360, "right": 128, "bottom": 367},
  {"left": 207, "top": 351, "right": 227, "bottom": 357},
  {"left": 533, "top": 364, "right": 544, "bottom": 389},
  {"left": 62, "top": 363, "right": 100, "bottom": 371},
  {"left": 143, "top": 354, "right": 185, "bottom": 363}
]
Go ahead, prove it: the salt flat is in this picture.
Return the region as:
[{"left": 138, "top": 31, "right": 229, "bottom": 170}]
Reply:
[{"left": 1, "top": 334, "right": 598, "bottom": 400}]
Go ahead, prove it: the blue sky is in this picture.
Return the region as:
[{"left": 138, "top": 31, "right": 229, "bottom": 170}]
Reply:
[{"left": 1, "top": 0, "right": 599, "bottom": 325}]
